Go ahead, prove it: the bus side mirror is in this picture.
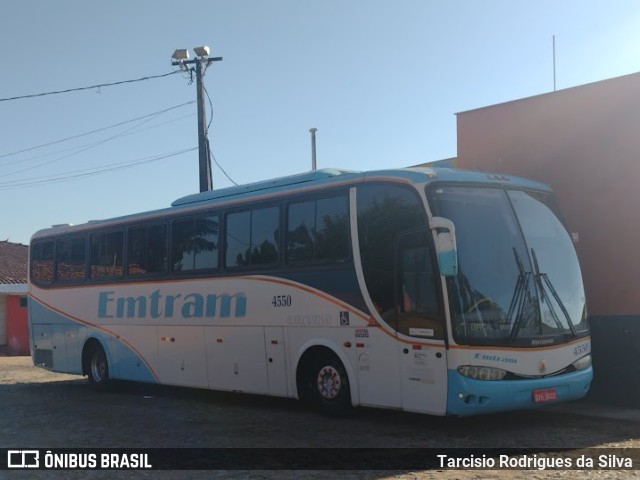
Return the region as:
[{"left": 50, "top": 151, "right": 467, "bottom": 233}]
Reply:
[{"left": 430, "top": 217, "right": 458, "bottom": 277}]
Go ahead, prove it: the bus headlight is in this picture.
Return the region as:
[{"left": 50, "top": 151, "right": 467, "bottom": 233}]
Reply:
[
  {"left": 457, "top": 365, "right": 507, "bottom": 381},
  {"left": 572, "top": 354, "right": 592, "bottom": 371}
]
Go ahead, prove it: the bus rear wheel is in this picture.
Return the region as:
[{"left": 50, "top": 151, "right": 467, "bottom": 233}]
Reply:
[
  {"left": 307, "top": 352, "right": 353, "bottom": 417},
  {"left": 87, "top": 343, "right": 110, "bottom": 391}
]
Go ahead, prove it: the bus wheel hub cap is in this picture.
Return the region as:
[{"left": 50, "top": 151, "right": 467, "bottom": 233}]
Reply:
[{"left": 317, "top": 366, "right": 341, "bottom": 399}]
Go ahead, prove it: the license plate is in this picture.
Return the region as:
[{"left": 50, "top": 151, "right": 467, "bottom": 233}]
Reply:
[{"left": 533, "top": 388, "right": 557, "bottom": 403}]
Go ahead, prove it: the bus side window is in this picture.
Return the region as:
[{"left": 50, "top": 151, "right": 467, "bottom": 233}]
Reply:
[
  {"left": 356, "top": 183, "right": 427, "bottom": 325},
  {"left": 31, "top": 240, "right": 54, "bottom": 284},
  {"left": 287, "top": 195, "right": 349, "bottom": 265},
  {"left": 225, "top": 207, "right": 280, "bottom": 269},
  {"left": 397, "top": 233, "right": 443, "bottom": 339},
  {"left": 127, "top": 224, "right": 167, "bottom": 276},
  {"left": 56, "top": 235, "right": 87, "bottom": 282},
  {"left": 89, "top": 231, "right": 124, "bottom": 279},
  {"left": 250, "top": 206, "right": 279, "bottom": 265},
  {"left": 400, "top": 245, "right": 439, "bottom": 316},
  {"left": 147, "top": 224, "right": 168, "bottom": 273},
  {"left": 226, "top": 211, "right": 251, "bottom": 267},
  {"left": 128, "top": 227, "right": 147, "bottom": 275},
  {"left": 172, "top": 215, "right": 219, "bottom": 272}
]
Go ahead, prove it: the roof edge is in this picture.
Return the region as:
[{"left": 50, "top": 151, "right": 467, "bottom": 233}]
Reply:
[{"left": 456, "top": 70, "right": 640, "bottom": 116}]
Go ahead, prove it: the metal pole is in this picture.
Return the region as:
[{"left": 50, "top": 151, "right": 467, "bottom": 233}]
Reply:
[
  {"left": 196, "top": 58, "right": 212, "bottom": 192},
  {"left": 553, "top": 35, "right": 557, "bottom": 92},
  {"left": 309, "top": 128, "right": 317, "bottom": 171}
]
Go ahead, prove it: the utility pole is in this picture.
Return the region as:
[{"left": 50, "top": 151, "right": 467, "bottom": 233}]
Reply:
[{"left": 171, "top": 46, "right": 222, "bottom": 192}]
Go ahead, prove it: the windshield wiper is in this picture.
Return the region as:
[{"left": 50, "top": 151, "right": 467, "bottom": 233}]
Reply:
[
  {"left": 531, "top": 248, "right": 577, "bottom": 337},
  {"left": 508, "top": 247, "right": 532, "bottom": 342}
]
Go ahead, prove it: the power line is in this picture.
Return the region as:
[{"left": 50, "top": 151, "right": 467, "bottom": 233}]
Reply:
[
  {"left": 203, "top": 83, "right": 237, "bottom": 186},
  {"left": 0, "top": 147, "right": 195, "bottom": 187},
  {"left": 0, "top": 147, "right": 198, "bottom": 190},
  {"left": 210, "top": 148, "right": 238, "bottom": 186},
  {"left": 0, "top": 59, "right": 241, "bottom": 190},
  {"left": 0, "top": 100, "right": 195, "bottom": 162},
  {"left": 204, "top": 82, "right": 215, "bottom": 132},
  {"left": 2, "top": 108, "right": 169, "bottom": 177},
  {"left": 0, "top": 70, "right": 182, "bottom": 103},
  {"left": 0, "top": 112, "right": 195, "bottom": 167}
]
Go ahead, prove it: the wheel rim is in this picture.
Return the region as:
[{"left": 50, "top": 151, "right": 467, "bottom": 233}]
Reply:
[
  {"left": 316, "top": 365, "right": 342, "bottom": 400},
  {"left": 91, "top": 351, "right": 106, "bottom": 382}
]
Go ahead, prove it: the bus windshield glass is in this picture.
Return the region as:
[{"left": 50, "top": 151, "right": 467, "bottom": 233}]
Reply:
[{"left": 428, "top": 185, "right": 588, "bottom": 346}]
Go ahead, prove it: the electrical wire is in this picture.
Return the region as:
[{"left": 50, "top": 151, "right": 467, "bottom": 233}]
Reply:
[
  {"left": 0, "top": 70, "right": 182, "bottom": 103},
  {"left": 0, "top": 101, "right": 195, "bottom": 163},
  {"left": 2, "top": 109, "right": 169, "bottom": 177},
  {"left": 204, "top": 80, "right": 214, "bottom": 132},
  {"left": 0, "top": 67, "right": 238, "bottom": 190},
  {"left": 0, "top": 147, "right": 195, "bottom": 186},
  {"left": 203, "top": 83, "right": 238, "bottom": 186},
  {"left": 0, "top": 113, "right": 195, "bottom": 167},
  {"left": 0, "top": 147, "right": 198, "bottom": 190},
  {"left": 209, "top": 142, "right": 238, "bottom": 186}
]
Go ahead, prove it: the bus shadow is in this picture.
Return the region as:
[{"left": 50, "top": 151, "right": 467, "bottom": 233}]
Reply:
[{"left": 105, "top": 379, "right": 640, "bottom": 449}]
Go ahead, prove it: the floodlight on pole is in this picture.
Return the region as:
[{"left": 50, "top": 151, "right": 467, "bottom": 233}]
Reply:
[
  {"left": 193, "top": 45, "right": 211, "bottom": 58},
  {"left": 171, "top": 46, "right": 223, "bottom": 192},
  {"left": 171, "top": 49, "right": 190, "bottom": 62}
]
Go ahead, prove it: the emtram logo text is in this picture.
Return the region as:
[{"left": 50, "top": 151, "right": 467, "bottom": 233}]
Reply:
[{"left": 98, "top": 290, "right": 247, "bottom": 319}]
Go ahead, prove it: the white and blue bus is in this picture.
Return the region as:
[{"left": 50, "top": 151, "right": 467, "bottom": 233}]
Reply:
[{"left": 28, "top": 167, "right": 592, "bottom": 416}]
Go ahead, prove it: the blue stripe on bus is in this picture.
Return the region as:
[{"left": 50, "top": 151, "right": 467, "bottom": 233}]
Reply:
[
  {"left": 446, "top": 367, "right": 593, "bottom": 416},
  {"left": 29, "top": 299, "right": 158, "bottom": 383}
]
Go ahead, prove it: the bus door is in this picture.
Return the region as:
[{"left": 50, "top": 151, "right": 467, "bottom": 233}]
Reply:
[{"left": 395, "top": 229, "right": 448, "bottom": 414}]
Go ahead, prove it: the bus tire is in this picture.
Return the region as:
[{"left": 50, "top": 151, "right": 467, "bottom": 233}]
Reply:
[
  {"left": 87, "top": 342, "right": 110, "bottom": 391},
  {"left": 307, "top": 352, "right": 353, "bottom": 417}
]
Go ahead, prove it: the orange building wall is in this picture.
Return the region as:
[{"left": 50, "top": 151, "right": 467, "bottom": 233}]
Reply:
[
  {"left": 456, "top": 73, "right": 640, "bottom": 316},
  {"left": 6, "top": 295, "right": 29, "bottom": 355}
]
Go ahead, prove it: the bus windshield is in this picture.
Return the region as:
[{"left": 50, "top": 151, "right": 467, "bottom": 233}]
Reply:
[{"left": 428, "top": 185, "right": 588, "bottom": 347}]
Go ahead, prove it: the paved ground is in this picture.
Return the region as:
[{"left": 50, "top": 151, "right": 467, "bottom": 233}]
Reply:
[
  {"left": 1, "top": 356, "right": 640, "bottom": 480},
  {"left": 547, "top": 401, "right": 640, "bottom": 423}
]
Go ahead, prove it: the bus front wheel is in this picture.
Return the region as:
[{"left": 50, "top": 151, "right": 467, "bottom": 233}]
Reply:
[
  {"left": 307, "top": 352, "right": 353, "bottom": 417},
  {"left": 87, "top": 342, "right": 110, "bottom": 391}
]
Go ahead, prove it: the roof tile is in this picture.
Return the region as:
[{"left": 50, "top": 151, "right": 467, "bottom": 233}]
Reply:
[{"left": 0, "top": 241, "right": 28, "bottom": 284}]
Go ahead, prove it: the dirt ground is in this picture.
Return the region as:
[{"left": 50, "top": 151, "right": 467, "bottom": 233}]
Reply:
[{"left": 1, "top": 356, "right": 640, "bottom": 480}]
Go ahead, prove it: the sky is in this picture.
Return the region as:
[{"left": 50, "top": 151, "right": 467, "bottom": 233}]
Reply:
[{"left": 1, "top": 0, "right": 640, "bottom": 245}]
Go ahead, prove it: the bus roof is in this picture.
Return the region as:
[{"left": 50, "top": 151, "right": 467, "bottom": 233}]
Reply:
[
  {"left": 31, "top": 167, "right": 550, "bottom": 240},
  {"left": 171, "top": 167, "right": 550, "bottom": 207},
  {"left": 171, "top": 168, "right": 356, "bottom": 206}
]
